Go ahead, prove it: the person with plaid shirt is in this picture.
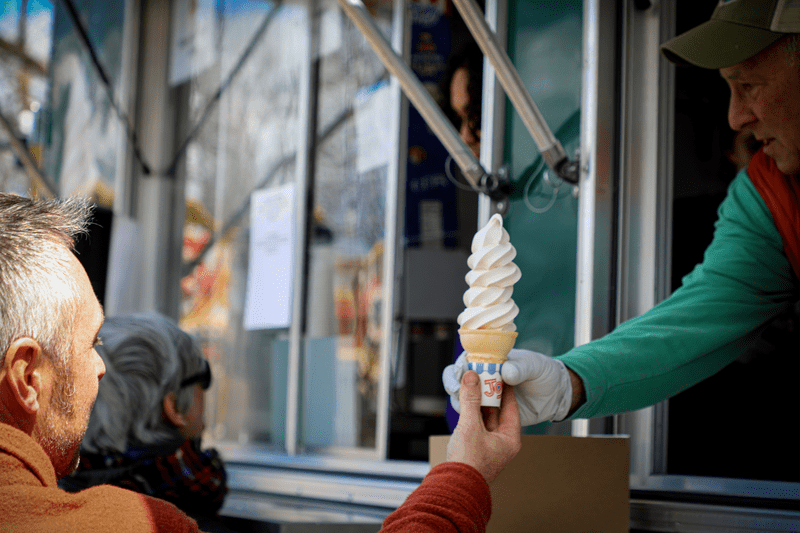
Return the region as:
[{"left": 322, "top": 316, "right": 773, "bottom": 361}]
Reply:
[{"left": 59, "top": 312, "right": 227, "bottom": 518}]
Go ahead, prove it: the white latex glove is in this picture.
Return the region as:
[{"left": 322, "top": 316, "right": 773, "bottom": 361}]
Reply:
[{"left": 443, "top": 348, "right": 573, "bottom": 427}]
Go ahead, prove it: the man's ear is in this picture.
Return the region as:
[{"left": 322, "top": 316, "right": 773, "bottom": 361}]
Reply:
[
  {"left": 2, "top": 338, "right": 46, "bottom": 414},
  {"left": 162, "top": 391, "right": 187, "bottom": 428}
]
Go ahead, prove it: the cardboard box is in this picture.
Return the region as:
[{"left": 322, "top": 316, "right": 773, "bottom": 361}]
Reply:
[{"left": 430, "top": 435, "right": 630, "bottom": 532}]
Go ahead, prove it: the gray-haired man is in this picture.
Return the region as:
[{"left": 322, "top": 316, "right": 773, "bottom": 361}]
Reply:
[
  {"left": 0, "top": 193, "right": 204, "bottom": 532},
  {"left": 445, "top": 0, "right": 800, "bottom": 430}
]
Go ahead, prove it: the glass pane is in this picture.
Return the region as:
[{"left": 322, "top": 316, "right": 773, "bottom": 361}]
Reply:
[
  {"left": 0, "top": 2, "right": 21, "bottom": 43},
  {"left": 301, "top": 0, "right": 393, "bottom": 453},
  {"left": 2, "top": 0, "right": 115, "bottom": 199},
  {"left": 505, "top": 0, "right": 581, "bottom": 439},
  {"left": 44, "top": 0, "right": 124, "bottom": 200},
  {"left": 178, "top": 1, "right": 307, "bottom": 450},
  {"left": 0, "top": 0, "right": 50, "bottom": 194}
]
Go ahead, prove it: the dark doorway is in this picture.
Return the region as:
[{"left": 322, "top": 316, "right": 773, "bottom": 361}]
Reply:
[{"left": 666, "top": 0, "right": 800, "bottom": 483}]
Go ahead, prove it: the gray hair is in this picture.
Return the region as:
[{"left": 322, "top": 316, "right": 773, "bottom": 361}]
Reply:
[
  {"left": 81, "top": 312, "right": 208, "bottom": 453},
  {"left": 780, "top": 33, "right": 800, "bottom": 65},
  {"left": 0, "top": 193, "right": 92, "bottom": 369}
]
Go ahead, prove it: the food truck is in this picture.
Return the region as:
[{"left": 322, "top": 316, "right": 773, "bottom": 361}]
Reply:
[{"left": 1, "top": 0, "right": 797, "bottom": 530}]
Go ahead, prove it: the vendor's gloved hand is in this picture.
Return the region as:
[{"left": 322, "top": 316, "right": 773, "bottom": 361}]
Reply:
[{"left": 443, "top": 348, "right": 573, "bottom": 427}]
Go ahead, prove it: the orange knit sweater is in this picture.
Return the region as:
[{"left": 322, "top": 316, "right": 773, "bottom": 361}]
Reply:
[
  {"left": 380, "top": 462, "right": 492, "bottom": 532},
  {"left": 0, "top": 423, "right": 201, "bottom": 533}
]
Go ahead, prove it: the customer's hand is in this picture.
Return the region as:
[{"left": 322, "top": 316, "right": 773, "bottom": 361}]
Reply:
[
  {"left": 446, "top": 371, "right": 521, "bottom": 483},
  {"left": 443, "top": 348, "right": 573, "bottom": 426}
]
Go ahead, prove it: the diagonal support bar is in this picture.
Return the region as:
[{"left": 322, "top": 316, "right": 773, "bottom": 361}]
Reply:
[
  {"left": 452, "top": 0, "right": 579, "bottom": 184},
  {"left": 337, "top": 0, "right": 489, "bottom": 190}
]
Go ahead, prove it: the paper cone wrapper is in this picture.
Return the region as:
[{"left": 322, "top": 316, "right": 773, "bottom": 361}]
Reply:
[{"left": 459, "top": 329, "right": 518, "bottom": 407}]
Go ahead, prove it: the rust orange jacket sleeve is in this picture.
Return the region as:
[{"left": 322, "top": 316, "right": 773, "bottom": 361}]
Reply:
[{"left": 380, "top": 462, "right": 492, "bottom": 533}]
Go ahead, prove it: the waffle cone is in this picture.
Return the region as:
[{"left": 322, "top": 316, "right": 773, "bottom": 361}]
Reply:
[{"left": 459, "top": 328, "right": 518, "bottom": 364}]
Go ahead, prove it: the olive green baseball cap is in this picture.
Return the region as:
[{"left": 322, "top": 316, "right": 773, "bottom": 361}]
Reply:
[{"left": 661, "top": 0, "right": 800, "bottom": 69}]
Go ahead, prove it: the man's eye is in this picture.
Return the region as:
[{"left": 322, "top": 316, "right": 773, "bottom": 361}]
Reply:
[{"left": 94, "top": 336, "right": 104, "bottom": 347}]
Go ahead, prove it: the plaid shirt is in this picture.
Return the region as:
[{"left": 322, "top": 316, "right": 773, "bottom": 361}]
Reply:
[{"left": 63, "top": 438, "right": 227, "bottom": 517}]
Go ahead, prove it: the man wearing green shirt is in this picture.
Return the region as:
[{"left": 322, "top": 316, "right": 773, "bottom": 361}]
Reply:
[{"left": 445, "top": 0, "right": 800, "bottom": 426}]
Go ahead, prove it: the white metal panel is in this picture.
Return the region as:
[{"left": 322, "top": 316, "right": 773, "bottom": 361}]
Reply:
[
  {"left": 574, "top": 0, "right": 621, "bottom": 436},
  {"left": 478, "top": 0, "right": 508, "bottom": 223},
  {"left": 375, "top": 0, "right": 407, "bottom": 461},
  {"left": 123, "top": 0, "right": 185, "bottom": 317},
  {"left": 615, "top": 0, "right": 675, "bottom": 481},
  {"left": 286, "top": 4, "right": 314, "bottom": 456}
]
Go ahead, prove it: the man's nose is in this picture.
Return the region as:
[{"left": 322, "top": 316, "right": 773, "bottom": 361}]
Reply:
[{"left": 728, "top": 93, "right": 755, "bottom": 131}]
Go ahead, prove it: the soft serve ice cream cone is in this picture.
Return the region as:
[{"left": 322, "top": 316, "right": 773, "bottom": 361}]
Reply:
[{"left": 457, "top": 213, "right": 521, "bottom": 406}]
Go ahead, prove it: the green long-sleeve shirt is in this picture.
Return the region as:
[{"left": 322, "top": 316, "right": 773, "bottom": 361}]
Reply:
[{"left": 559, "top": 169, "right": 800, "bottom": 420}]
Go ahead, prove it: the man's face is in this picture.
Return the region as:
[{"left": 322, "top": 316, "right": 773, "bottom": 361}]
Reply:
[
  {"left": 36, "top": 253, "right": 105, "bottom": 478},
  {"left": 722, "top": 38, "right": 800, "bottom": 175}
]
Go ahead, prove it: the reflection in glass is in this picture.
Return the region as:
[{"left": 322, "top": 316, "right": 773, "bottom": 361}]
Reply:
[
  {"left": 177, "top": 1, "right": 306, "bottom": 450},
  {"left": 302, "top": 0, "right": 392, "bottom": 453},
  {"left": 40, "top": 0, "right": 122, "bottom": 201}
]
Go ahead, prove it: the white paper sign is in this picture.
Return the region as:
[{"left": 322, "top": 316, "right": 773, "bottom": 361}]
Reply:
[
  {"left": 244, "top": 184, "right": 296, "bottom": 330},
  {"left": 354, "top": 80, "right": 392, "bottom": 174}
]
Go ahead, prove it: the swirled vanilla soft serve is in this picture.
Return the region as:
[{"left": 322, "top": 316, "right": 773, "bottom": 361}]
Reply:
[{"left": 457, "top": 213, "right": 521, "bottom": 332}]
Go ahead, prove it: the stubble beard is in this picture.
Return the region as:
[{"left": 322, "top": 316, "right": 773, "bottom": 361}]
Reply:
[{"left": 38, "top": 359, "right": 88, "bottom": 479}]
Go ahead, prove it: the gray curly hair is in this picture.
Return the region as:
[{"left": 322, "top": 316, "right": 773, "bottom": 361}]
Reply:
[{"left": 81, "top": 312, "right": 208, "bottom": 453}]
